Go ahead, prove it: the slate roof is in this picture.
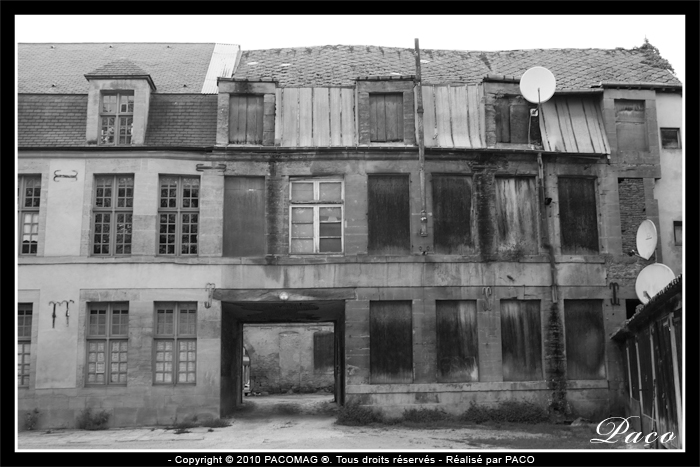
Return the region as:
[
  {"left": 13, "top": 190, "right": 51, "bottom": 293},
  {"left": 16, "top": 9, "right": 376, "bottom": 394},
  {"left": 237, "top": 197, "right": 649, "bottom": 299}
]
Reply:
[
  {"left": 233, "top": 45, "right": 682, "bottom": 89},
  {"left": 18, "top": 43, "right": 217, "bottom": 94}
]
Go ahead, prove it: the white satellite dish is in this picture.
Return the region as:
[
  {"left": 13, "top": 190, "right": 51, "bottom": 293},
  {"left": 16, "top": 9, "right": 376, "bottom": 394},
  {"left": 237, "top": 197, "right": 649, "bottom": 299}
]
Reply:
[
  {"left": 635, "top": 220, "right": 657, "bottom": 260},
  {"left": 635, "top": 263, "right": 675, "bottom": 304},
  {"left": 519, "top": 66, "right": 556, "bottom": 104}
]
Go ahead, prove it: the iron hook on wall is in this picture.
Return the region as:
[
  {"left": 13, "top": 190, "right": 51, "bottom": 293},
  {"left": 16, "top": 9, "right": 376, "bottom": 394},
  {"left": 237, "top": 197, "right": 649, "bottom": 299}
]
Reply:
[
  {"left": 609, "top": 282, "right": 620, "bottom": 306},
  {"left": 49, "top": 301, "right": 58, "bottom": 328},
  {"left": 196, "top": 163, "right": 226, "bottom": 172},
  {"left": 205, "top": 283, "right": 215, "bottom": 308},
  {"left": 62, "top": 299, "right": 74, "bottom": 326}
]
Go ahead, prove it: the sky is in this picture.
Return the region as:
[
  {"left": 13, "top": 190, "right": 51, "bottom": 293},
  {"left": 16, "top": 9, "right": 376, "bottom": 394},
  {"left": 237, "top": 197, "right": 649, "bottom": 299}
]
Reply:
[{"left": 16, "top": 15, "right": 685, "bottom": 84}]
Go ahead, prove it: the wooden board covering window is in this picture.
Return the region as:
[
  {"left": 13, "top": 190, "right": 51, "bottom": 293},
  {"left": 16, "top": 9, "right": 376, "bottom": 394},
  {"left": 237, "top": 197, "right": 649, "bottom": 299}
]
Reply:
[
  {"left": 436, "top": 301, "right": 478, "bottom": 382},
  {"left": 432, "top": 175, "right": 473, "bottom": 255},
  {"left": 564, "top": 300, "right": 606, "bottom": 380},
  {"left": 637, "top": 327, "right": 654, "bottom": 416},
  {"left": 229, "top": 95, "right": 264, "bottom": 144},
  {"left": 370, "top": 301, "right": 412, "bottom": 384},
  {"left": 558, "top": 177, "right": 599, "bottom": 254},
  {"left": 615, "top": 100, "right": 648, "bottom": 152},
  {"left": 313, "top": 331, "right": 335, "bottom": 372},
  {"left": 653, "top": 318, "right": 679, "bottom": 445},
  {"left": 496, "top": 98, "right": 530, "bottom": 144},
  {"left": 370, "top": 93, "right": 403, "bottom": 142},
  {"left": 628, "top": 338, "right": 640, "bottom": 401},
  {"left": 495, "top": 176, "right": 539, "bottom": 255},
  {"left": 367, "top": 175, "right": 410, "bottom": 255},
  {"left": 223, "top": 176, "right": 266, "bottom": 256},
  {"left": 500, "top": 300, "right": 542, "bottom": 381}
]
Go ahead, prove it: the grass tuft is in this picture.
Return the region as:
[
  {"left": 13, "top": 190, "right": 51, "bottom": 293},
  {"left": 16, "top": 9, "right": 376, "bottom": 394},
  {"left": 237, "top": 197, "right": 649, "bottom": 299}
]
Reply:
[
  {"left": 461, "top": 400, "right": 550, "bottom": 424},
  {"left": 335, "top": 401, "right": 384, "bottom": 426},
  {"left": 76, "top": 407, "right": 111, "bottom": 430}
]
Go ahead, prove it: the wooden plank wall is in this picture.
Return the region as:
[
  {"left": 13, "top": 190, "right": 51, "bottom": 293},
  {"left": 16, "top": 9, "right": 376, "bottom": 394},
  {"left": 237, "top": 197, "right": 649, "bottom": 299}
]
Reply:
[
  {"left": 278, "top": 87, "right": 356, "bottom": 146},
  {"left": 369, "top": 301, "right": 413, "bottom": 384},
  {"left": 500, "top": 300, "right": 543, "bottom": 382},
  {"left": 540, "top": 96, "right": 610, "bottom": 153},
  {"left": 367, "top": 175, "right": 411, "bottom": 255},
  {"left": 432, "top": 175, "right": 474, "bottom": 255},
  {"left": 421, "top": 85, "right": 485, "bottom": 148},
  {"left": 494, "top": 176, "right": 539, "bottom": 254},
  {"left": 557, "top": 177, "right": 599, "bottom": 254}
]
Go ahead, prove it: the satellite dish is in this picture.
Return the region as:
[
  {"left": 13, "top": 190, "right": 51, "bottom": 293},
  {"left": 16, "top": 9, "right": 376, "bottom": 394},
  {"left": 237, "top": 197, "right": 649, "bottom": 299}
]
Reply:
[
  {"left": 635, "top": 263, "right": 675, "bottom": 304},
  {"left": 635, "top": 220, "right": 657, "bottom": 260},
  {"left": 519, "top": 66, "right": 556, "bottom": 104}
]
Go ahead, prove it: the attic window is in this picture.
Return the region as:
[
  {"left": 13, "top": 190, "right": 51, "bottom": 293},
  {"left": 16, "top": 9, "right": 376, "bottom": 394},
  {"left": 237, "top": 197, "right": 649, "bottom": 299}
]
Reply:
[
  {"left": 495, "top": 97, "right": 540, "bottom": 145},
  {"left": 100, "top": 92, "right": 134, "bottom": 145},
  {"left": 370, "top": 93, "right": 404, "bottom": 142},
  {"left": 661, "top": 128, "right": 680, "bottom": 149}
]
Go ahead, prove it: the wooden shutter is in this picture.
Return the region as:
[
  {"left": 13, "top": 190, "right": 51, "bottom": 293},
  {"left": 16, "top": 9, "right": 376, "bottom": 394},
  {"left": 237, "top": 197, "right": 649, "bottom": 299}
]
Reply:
[
  {"left": 495, "top": 176, "right": 539, "bottom": 254},
  {"left": 501, "top": 300, "right": 542, "bottom": 381},
  {"left": 432, "top": 175, "right": 473, "bottom": 255},
  {"left": 367, "top": 175, "right": 410, "bottom": 255},
  {"left": 558, "top": 177, "right": 599, "bottom": 254},
  {"left": 564, "top": 300, "right": 605, "bottom": 380},
  {"left": 370, "top": 301, "right": 412, "bottom": 384},
  {"left": 223, "top": 176, "right": 266, "bottom": 256},
  {"left": 313, "top": 331, "right": 335, "bottom": 372},
  {"left": 615, "top": 100, "right": 648, "bottom": 152},
  {"left": 370, "top": 93, "right": 403, "bottom": 142},
  {"left": 436, "top": 301, "right": 479, "bottom": 382},
  {"left": 229, "top": 95, "right": 264, "bottom": 144}
]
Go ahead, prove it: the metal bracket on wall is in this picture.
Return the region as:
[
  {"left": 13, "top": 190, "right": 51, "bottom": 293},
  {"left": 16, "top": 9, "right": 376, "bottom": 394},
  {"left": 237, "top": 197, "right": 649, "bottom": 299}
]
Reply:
[
  {"left": 53, "top": 170, "right": 78, "bottom": 182},
  {"left": 609, "top": 282, "right": 620, "bottom": 306},
  {"left": 482, "top": 287, "right": 492, "bottom": 311},
  {"left": 62, "top": 300, "right": 74, "bottom": 326},
  {"left": 196, "top": 163, "right": 226, "bottom": 172},
  {"left": 205, "top": 283, "right": 215, "bottom": 308},
  {"left": 48, "top": 301, "right": 57, "bottom": 328}
]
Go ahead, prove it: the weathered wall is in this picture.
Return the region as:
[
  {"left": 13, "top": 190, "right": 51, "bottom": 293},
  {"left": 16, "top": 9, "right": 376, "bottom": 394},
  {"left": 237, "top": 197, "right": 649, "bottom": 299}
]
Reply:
[
  {"left": 243, "top": 324, "right": 334, "bottom": 394},
  {"left": 654, "top": 93, "right": 683, "bottom": 276}
]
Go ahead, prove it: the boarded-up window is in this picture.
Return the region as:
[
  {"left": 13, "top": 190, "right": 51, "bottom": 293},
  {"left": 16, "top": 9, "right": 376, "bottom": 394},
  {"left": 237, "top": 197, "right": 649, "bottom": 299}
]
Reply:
[
  {"left": 500, "top": 300, "right": 542, "bottom": 381},
  {"left": 224, "top": 177, "right": 266, "bottom": 256},
  {"left": 637, "top": 328, "right": 654, "bottom": 415},
  {"left": 229, "top": 95, "right": 264, "bottom": 144},
  {"left": 558, "top": 177, "right": 599, "bottom": 254},
  {"left": 313, "top": 331, "right": 335, "bottom": 372},
  {"left": 495, "top": 176, "right": 539, "bottom": 254},
  {"left": 370, "top": 93, "right": 404, "bottom": 142},
  {"left": 496, "top": 98, "right": 536, "bottom": 144},
  {"left": 368, "top": 175, "right": 410, "bottom": 255},
  {"left": 615, "top": 100, "right": 648, "bottom": 152},
  {"left": 436, "top": 301, "right": 478, "bottom": 382},
  {"left": 564, "top": 300, "right": 606, "bottom": 380},
  {"left": 432, "top": 175, "right": 473, "bottom": 255},
  {"left": 628, "top": 338, "right": 640, "bottom": 401},
  {"left": 370, "top": 301, "right": 412, "bottom": 383}
]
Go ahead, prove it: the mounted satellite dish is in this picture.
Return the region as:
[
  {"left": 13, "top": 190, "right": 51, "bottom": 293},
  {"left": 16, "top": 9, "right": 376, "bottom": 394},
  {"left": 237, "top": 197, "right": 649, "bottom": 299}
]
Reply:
[
  {"left": 635, "top": 219, "right": 657, "bottom": 260},
  {"left": 635, "top": 263, "right": 675, "bottom": 304},
  {"left": 519, "top": 66, "right": 556, "bottom": 104}
]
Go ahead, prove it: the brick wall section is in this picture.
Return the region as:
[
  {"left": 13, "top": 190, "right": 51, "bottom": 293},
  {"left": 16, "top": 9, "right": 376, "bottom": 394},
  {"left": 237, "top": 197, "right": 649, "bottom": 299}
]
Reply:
[
  {"left": 145, "top": 94, "right": 217, "bottom": 146},
  {"left": 618, "top": 178, "right": 655, "bottom": 260},
  {"left": 18, "top": 95, "right": 88, "bottom": 147}
]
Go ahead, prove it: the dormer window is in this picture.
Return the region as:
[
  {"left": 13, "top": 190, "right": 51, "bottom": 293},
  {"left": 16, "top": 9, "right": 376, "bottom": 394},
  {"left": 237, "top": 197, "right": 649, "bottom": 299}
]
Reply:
[{"left": 100, "top": 92, "right": 134, "bottom": 145}]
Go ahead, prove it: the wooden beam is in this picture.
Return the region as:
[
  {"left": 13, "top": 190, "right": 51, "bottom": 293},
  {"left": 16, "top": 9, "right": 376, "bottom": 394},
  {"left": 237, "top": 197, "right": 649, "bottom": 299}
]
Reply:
[{"left": 213, "top": 288, "right": 357, "bottom": 302}]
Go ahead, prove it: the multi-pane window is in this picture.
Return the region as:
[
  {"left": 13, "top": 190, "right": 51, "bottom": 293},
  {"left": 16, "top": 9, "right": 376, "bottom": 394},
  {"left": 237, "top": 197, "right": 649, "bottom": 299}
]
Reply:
[
  {"left": 92, "top": 175, "right": 134, "bottom": 255},
  {"left": 18, "top": 176, "right": 41, "bottom": 255},
  {"left": 154, "top": 302, "right": 197, "bottom": 385},
  {"left": 86, "top": 303, "right": 128, "bottom": 385},
  {"left": 18, "top": 304, "right": 32, "bottom": 386},
  {"left": 158, "top": 176, "right": 199, "bottom": 255},
  {"left": 100, "top": 92, "right": 134, "bottom": 145},
  {"left": 290, "top": 179, "right": 343, "bottom": 254}
]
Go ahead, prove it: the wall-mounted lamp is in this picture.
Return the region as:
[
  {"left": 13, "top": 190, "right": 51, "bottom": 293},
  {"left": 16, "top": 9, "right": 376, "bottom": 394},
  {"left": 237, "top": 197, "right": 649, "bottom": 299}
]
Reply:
[{"left": 279, "top": 292, "right": 289, "bottom": 301}]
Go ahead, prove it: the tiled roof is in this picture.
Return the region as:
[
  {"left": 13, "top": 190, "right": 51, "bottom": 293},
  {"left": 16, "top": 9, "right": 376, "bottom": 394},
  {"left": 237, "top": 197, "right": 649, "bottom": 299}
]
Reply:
[
  {"left": 18, "top": 94, "right": 217, "bottom": 147},
  {"left": 18, "top": 43, "right": 217, "bottom": 94},
  {"left": 233, "top": 45, "right": 682, "bottom": 89},
  {"left": 85, "top": 59, "right": 151, "bottom": 77}
]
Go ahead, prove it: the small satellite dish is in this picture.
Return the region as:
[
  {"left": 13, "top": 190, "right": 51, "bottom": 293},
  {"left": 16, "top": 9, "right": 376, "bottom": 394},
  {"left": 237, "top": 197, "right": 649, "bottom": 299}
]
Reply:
[
  {"left": 635, "top": 263, "right": 675, "bottom": 304},
  {"left": 519, "top": 66, "right": 556, "bottom": 104},
  {"left": 635, "top": 220, "right": 657, "bottom": 260}
]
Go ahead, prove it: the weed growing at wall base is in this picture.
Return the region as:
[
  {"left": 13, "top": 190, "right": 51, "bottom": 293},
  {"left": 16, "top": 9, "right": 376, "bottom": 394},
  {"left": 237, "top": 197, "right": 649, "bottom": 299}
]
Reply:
[
  {"left": 76, "top": 407, "right": 110, "bottom": 430},
  {"left": 24, "top": 408, "right": 40, "bottom": 431},
  {"left": 461, "top": 400, "right": 550, "bottom": 424},
  {"left": 335, "top": 402, "right": 384, "bottom": 426}
]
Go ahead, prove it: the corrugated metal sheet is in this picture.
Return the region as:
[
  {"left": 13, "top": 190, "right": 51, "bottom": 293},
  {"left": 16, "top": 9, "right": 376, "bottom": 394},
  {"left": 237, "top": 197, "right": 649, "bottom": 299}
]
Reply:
[
  {"left": 539, "top": 96, "right": 610, "bottom": 154},
  {"left": 202, "top": 43, "right": 240, "bottom": 94},
  {"left": 421, "top": 85, "right": 485, "bottom": 148}
]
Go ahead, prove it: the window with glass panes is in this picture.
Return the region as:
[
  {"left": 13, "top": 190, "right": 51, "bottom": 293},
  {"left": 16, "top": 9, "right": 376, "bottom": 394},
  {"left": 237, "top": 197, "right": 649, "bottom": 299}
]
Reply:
[
  {"left": 100, "top": 92, "right": 134, "bottom": 145},
  {"left": 92, "top": 175, "right": 134, "bottom": 255},
  {"left": 18, "top": 304, "right": 32, "bottom": 386},
  {"left": 86, "top": 303, "right": 128, "bottom": 385},
  {"left": 18, "top": 176, "right": 41, "bottom": 255},
  {"left": 289, "top": 179, "right": 343, "bottom": 254},
  {"left": 154, "top": 303, "right": 197, "bottom": 384},
  {"left": 158, "top": 176, "right": 199, "bottom": 255}
]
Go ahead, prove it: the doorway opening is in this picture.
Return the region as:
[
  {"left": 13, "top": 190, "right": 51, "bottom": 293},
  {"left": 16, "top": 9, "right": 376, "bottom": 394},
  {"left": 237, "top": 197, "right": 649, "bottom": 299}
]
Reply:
[{"left": 220, "top": 300, "right": 345, "bottom": 418}]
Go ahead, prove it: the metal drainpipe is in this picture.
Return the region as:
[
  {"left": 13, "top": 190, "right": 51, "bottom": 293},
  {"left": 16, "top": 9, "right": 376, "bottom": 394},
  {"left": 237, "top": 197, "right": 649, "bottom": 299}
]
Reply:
[
  {"left": 537, "top": 152, "right": 558, "bottom": 302},
  {"left": 415, "top": 38, "right": 428, "bottom": 237}
]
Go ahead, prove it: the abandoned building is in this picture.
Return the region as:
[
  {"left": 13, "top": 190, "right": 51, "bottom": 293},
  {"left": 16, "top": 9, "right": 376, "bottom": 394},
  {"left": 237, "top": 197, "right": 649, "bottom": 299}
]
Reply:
[{"left": 17, "top": 42, "right": 683, "bottom": 429}]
